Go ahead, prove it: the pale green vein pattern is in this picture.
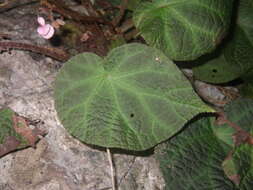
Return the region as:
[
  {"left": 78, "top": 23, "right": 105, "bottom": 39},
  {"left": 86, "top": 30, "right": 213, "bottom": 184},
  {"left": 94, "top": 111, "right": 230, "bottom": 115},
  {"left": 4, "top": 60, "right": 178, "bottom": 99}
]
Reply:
[
  {"left": 133, "top": 0, "right": 234, "bottom": 61},
  {"left": 54, "top": 43, "right": 211, "bottom": 150},
  {"left": 193, "top": 0, "right": 253, "bottom": 83}
]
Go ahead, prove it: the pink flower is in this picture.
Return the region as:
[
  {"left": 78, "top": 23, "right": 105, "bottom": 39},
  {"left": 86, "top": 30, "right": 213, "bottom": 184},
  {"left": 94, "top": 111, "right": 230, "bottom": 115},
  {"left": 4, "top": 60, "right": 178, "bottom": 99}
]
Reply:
[{"left": 37, "top": 17, "right": 55, "bottom": 39}]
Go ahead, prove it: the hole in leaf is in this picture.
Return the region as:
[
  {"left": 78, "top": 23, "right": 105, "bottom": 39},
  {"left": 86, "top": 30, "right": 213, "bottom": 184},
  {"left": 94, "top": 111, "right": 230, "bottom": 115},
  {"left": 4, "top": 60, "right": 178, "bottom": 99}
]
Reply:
[
  {"left": 212, "top": 69, "right": 218, "bottom": 73},
  {"left": 130, "top": 113, "right": 134, "bottom": 118}
]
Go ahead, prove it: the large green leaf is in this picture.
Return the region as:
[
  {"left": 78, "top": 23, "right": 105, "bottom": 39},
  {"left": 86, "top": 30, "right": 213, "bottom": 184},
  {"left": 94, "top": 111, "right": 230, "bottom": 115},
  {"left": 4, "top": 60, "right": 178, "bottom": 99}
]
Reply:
[
  {"left": 193, "top": 0, "right": 253, "bottom": 83},
  {"left": 54, "top": 43, "right": 211, "bottom": 150},
  {"left": 133, "top": 0, "right": 234, "bottom": 61},
  {"left": 155, "top": 118, "right": 237, "bottom": 190}
]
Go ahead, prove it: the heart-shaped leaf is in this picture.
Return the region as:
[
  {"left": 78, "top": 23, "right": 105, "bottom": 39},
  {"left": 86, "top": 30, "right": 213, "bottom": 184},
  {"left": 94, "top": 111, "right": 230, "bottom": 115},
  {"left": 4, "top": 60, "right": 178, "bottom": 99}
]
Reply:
[
  {"left": 54, "top": 43, "right": 211, "bottom": 150},
  {"left": 193, "top": 0, "right": 253, "bottom": 83},
  {"left": 133, "top": 0, "right": 234, "bottom": 61}
]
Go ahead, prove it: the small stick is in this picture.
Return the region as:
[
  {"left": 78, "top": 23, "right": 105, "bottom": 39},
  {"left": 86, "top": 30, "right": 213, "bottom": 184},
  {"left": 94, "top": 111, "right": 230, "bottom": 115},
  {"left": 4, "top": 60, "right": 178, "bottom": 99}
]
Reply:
[
  {"left": 118, "top": 157, "right": 136, "bottom": 187},
  {"left": 0, "top": 41, "right": 70, "bottom": 62},
  {"left": 41, "top": 0, "right": 109, "bottom": 25},
  {"left": 112, "top": 0, "right": 128, "bottom": 27},
  {"left": 124, "top": 29, "right": 139, "bottom": 41},
  {"left": 116, "top": 19, "right": 134, "bottom": 33},
  {"left": 106, "top": 148, "right": 116, "bottom": 190},
  {"left": 0, "top": 0, "right": 38, "bottom": 12},
  {"left": 0, "top": 33, "right": 12, "bottom": 39}
]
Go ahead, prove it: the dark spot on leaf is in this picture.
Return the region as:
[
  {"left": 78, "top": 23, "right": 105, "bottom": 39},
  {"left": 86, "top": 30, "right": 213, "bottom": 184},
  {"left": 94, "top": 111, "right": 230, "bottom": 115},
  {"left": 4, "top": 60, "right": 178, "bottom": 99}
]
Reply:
[
  {"left": 130, "top": 113, "right": 134, "bottom": 118},
  {"left": 212, "top": 69, "right": 217, "bottom": 73}
]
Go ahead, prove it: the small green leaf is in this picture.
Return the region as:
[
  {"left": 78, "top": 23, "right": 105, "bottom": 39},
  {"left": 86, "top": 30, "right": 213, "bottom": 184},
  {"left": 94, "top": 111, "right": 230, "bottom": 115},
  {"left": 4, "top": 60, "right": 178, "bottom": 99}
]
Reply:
[
  {"left": 0, "top": 108, "right": 16, "bottom": 144},
  {"left": 193, "top": 0, "right": 253, "bottom": 83},
  {"left": 233, "top": 144, "right": 253, "bottom": 189},
  {"left": 155, "top": 118, "right": 236, "bottom": 190},
  {"left": 0, "top": 108, "right": 25, "bottom": 145},
  {"left": 213, "top": 123, "right": 236, "bottom": 147},
  {"left": 0, "top": 108, "right": 28, "bottom": 157},
  {"left": 0, "top": 108, "right": 46, "bottom": 158},
  {"left": 133, "top": 0, "right": 234, "bottom": 60},
  {"left": 54, "top": 43, "right": 211, "bottom": 151}
]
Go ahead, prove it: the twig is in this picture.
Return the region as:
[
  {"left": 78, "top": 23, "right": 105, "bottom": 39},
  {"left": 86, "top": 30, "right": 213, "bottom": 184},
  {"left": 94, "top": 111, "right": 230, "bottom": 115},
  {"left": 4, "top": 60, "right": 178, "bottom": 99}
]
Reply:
[
  {"left": 107, "top": 148, "right": 116, "bottom": 190},
  {"left": 124, "top": 29, "right": 139, "bottom": 41},
  {"left": 0, "top": 33, "right": 12, "bottom": 39},
  {"left": 112, "top": 0, "right": 128, "bottom": 27},
  {"left": 116, "top": 19, "right": 134, "bottom": 33},
  {"left": 0, "top": 0, "right": 38, "bottom": 13},
  {"left": 0, "top": 0, "right": 9, "bottom": 7},
  {"left": 41, "top": 0, "right": 110, "bottom": 25},
  {"left": 118, "top": 157, "right": 136, "bottom": 187},
  {"left": 0, "top": 41, "right": 70, "bottom": 62},
  {"left": 81, "top": 0, "right": 98, "bottom": 17}
]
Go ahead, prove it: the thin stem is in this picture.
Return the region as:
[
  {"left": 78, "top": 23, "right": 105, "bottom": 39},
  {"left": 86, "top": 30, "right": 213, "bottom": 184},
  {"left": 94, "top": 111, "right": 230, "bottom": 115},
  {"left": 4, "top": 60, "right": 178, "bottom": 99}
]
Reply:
[
  {"left": 118, "top": 157, "right": 136, "bottom": 187},
  {"left": 41, "top": 0, "right": 110, "bottom": 25},
  {"left": 0, "top": 41, "right": 70, "bottom": 61},
  {"left": 112, "top": 0, "right": 128, "bottom": 27},
  {"left": 117, "top": 19, "right": 134, "bottom": 33},
  {"left": 124, "top": 29, "right": 139, "bottom": 41},
  {"left": 106, "top": 148, "right": 116, "bottom": 190}
]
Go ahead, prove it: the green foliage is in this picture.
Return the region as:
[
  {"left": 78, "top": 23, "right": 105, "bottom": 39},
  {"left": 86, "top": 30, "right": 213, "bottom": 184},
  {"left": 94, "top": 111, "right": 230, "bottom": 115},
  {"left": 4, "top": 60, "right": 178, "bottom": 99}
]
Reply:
[
  {"left": 155, "top": 98, "right": 253, "bottom": 189},
  {"left": 193, "top": 0, "right": 253, "bottom": 83},
  {"left": 133, "top": 0, "right": 234, "bottom": 60},
  {"left": 155, "top": 118, "right": 236, "bottom": 190},
  {"left": 54, "top": 43, "right": 211, "bottom": 150},
  {"left": 0, "top": 0, "right": 251, "bottom": 188}
]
